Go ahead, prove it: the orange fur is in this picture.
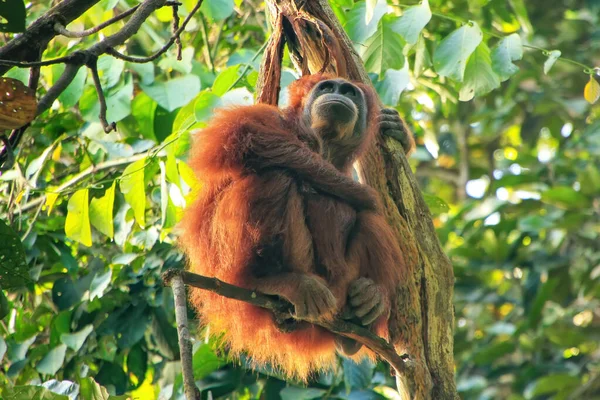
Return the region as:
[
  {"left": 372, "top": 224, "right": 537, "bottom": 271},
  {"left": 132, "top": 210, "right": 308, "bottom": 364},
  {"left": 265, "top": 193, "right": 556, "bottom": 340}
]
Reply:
[{"left": 178, "top": 75, "right": 406, "bottom": 380}]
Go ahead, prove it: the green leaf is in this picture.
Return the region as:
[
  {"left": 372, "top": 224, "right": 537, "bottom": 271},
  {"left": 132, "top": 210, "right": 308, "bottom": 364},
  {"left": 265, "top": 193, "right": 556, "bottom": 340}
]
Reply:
[
  {"left": 393, "top": 0, "right": 431, "bottom": 45},
  {"left": 363, "top": 15, "right": 406, "bottom": 78},
  {"left": 131, "top": 92, "right": 158, "bottom": 141},
  {"left": 413, "top": 35, "right": 432, "bottom": 78},
  {"left": 459, "top": 43, "right": 501, "bottom": 101},
  {"left": 60, "top": 324, "right": 93, "bottom": 351},
  {"left": 0, "top": 219, "right": 29, "bottom": 289},
  {"left": 343, "top": 358, "right": 374, "bottom": 391},
  {"left": 0, "top": 289, "right": 7, "bottom": 320},
  {"left": 159, "top": 161, "right": 177, "bottom": 231},
  {"left": 89, "top": 269, "right": 112, "bottom": 300},
  {"left": 541, "top": 186, "right": 589, "bottom": 209},
  {"left": 433, "top": 22, "right": 483, "bottom": 82},
  {"left": 543, "top": 50, "right": 561, "bottom": 75},
  {"left": 65, "top": 189, "right": 92, "bottom": 247},
  {"left": 79, "top": 76, "right": 134, "bottom": 124},
  {"left": 195, "top": 91, "right": 222, "bottom": 122},
  {"left": 90, "top": 182, "right": 116, "bottom": 239},
  {"left": 212, "top": 65, "right": 242, "bottom": 96},
  {"left": 58, "top": 67, "right": 88, "bottom": 108},
  {"left": 280, "top": 387, "right": 326, "bottom": 400},
  {"left": 0, "top": 335, "right": 5, "bottom": 361},
  {"left": 422, "top": 192, "right": 450, "bottom": 215},
  {"left": 344, "top": 0, "right": 387, "bottom": 43},
  {"left": 473, "top": 341, "right": 515, "bottom": 365},
  {"left": 2, "top": 386, "right": 69, "bottom": 400},
  {"left": 192, "top": 343, "right": 224, "bottom": 379},
  {"left": 518, "top": 215, "right": 553, "bottom": 232},
  {"left": 200, "top": 0, "right": 234, "bottom": 20},
  {"left": 527, "top": 278, "right": 559, "bottom": 328},
  {"left": 172, "top": 94, "right": 199, "bottom": 134},
  {"left": 36, "top": 344, "right": 67, "bottom": 375},
  {"left": 508, "top": 0, "right": 533, "bottom": 33},
  {"left": 0, "top": 0, "right": 26, "bottom": 32},
  {"left": 491, "top": 33, "right": 523, "bottom": 82},
  {"left": 525, "top": 374, "right": 580, "bottom": 398},
  {"left": 375, "top": 64, "right": 410, "bottom": 106},
  {"left": 127, "top": 342, "right": 148, "bottom": 389},
  {"left": 141, "top": 75, "right": 201, "bottom": 112},
  {"left": 79, "top": 377, "right": 130, "bottom": 400},
  {"left": 119, "top": 158, "right": 147, "bottom": 228},
  {"left": 365, "top": 0, "right": 378, "bottom": 24}
]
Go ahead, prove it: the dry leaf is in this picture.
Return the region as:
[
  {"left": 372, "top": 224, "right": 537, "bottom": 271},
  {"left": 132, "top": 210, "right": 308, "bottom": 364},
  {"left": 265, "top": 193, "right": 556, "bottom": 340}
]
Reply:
[
  {"left": 584, "top": 75, "right": 600, "bottom": 104},
  {"left": 0, "top": 77, "right": 37, "bottom": 130}
]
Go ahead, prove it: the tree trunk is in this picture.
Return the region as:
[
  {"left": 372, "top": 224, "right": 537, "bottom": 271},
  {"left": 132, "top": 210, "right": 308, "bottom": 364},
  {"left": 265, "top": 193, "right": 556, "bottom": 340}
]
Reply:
[{"left": 258, "top": 2, "right": 458, "bottom": 399}]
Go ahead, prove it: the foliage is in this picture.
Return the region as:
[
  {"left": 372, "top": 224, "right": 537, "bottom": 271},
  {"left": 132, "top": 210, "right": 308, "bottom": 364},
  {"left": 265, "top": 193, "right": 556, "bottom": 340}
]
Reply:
[{"left": 0, "top": 0, "right": 599, "bottom": 399}]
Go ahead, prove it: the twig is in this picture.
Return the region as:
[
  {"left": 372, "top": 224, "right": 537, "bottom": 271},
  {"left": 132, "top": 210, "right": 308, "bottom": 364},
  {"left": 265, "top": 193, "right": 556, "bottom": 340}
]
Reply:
[
  {"left": 199, "top": 14, "right": 214, "bottom": 73},
  {"left": 37, "top": 62, "right": 83, "bottom": 115},
  {"left": 104, "top": 0, "right": 204, "bottom": 64},
  {"left": 16, "top": 153, "right": 146, "bottom": 214},
  {"left": 53, "top": 5, "right": 141, "bottom": 38},
  {"left": 162, "top": 269, "right": 413, "bottom": 377},
  {"left": 88, "top": 59, "right": 117, "bottom": 133},
  {"left": 170, "top": 274, "right": 201, "bottom": 400},
  {"left": 171, "top": 3, "right": 182, "bottom": 60}
]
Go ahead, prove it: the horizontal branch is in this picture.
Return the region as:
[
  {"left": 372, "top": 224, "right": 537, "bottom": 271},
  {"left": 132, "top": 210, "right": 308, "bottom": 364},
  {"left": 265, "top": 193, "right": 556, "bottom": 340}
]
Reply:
[
  {"left": 17, "top": 153, "right": 146, "bottom": 213},
  {"left": 162, "top": 269, "right": 413, "bottom": 376}
]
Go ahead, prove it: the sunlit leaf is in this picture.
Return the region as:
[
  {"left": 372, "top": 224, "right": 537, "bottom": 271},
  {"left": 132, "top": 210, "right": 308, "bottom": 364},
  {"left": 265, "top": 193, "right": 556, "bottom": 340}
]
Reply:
[
  {"left": 61, "top": 324, "right": 93, "bottom": 351},
  {"left": 194, "top": 91, "right": 222, "bottom": 122},
  {"left": 433, "top": 22, "right": 483, "bottom": 82},
  {"left": 200, "top": 0, "right": 234, "bottom": 20},
  {"left": 159, "top": 161, "right": 177, "bottom": 231},
  {"left": 459, "top": 43, "right": 501, "bottom": 101},
  {"left": 90, "top": 181, "right": 116, "bottom": 239},
  {"left": 422, "top": 192, "right": 450, "bottom": 214},
  {"left": 491, "top": 33, "right": 523, "bottom": 82},
  {"left": 344, "top": 0, "right": 387, "bottom": 43},
  {"left": 36, "top": 344, "right": 67, "bottom": 375},
  {"left": 1, "top": 386, "right": 68, "bottom": 400},
  {"left": 375, "top": 63, "right": 410, "bottom": 106},
  {"left": 119, "top": 158, "right": 147, "bottom": 228},
  {"left": 584, "top": 75, "right": 600, "bottom": 104},
  {"left": 543, "top": 50, "right": 561, "bottom": 75},
  {"left": 393, "top": 0, "right": 431, "bottom": 45},
  {"left": 212, "top": 65, "right": 242, "bottom": 96},
  {"left": 363, "top": 15, "right": 406, "bottom": 78},
  {"left": 65, "top": 189, "right": 92, "bottom": 247},
  {"left": 140, "top": 75, "right": 201, "bottom": 112},
  {"left": 79, "top": 376, "right": 130, "bottom": 400}
]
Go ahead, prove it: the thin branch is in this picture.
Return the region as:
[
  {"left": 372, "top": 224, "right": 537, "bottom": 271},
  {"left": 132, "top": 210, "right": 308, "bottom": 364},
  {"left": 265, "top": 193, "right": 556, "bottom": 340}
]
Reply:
[
  {"left": 53, "top": 5, "right": 141, "bottom": 38},
  {"left": 162, "top": 269, "right": 413, "bottom": 376},
  {"left": 17, "top": 153, "right": 146, "bottom": 213},
  {"left": 88, "top": 59, "right": 117, "bottom": 133},
  {"left": 171, "top": 3, "right": 182, "bottom": 60},
  {"left": 37, "top": 63, "right": 83, "bottom": 115},
  {"left": 0, "top": 55, "right": 77, "bottom": 68},
  {"left": 105, "top": 0, "right": 204, "bottom": 64},
  {"left": 199, "top": 14, "right": 215, "bottom": 73},
  {"left": 171, "top": 274, "right": 201, "bottom": 400}
]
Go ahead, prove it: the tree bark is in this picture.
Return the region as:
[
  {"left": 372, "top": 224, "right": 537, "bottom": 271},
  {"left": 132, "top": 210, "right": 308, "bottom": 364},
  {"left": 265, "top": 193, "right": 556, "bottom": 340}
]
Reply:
[{"left": 259, "top": 2, "right": 458, "bottom": 399}]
